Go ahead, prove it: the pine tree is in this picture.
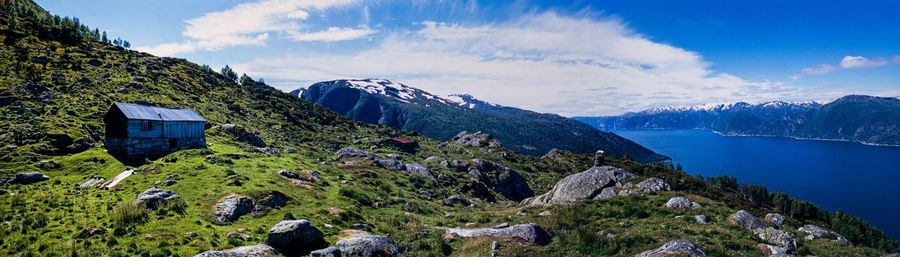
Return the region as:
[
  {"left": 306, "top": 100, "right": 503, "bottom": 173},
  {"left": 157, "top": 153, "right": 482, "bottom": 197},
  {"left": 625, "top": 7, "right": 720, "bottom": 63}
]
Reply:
[
  {"left": 220, "top": 65, "right": 238, "bottom": 82},
  {"left": 101, "top": 31, "right": 108, "bottom": 43}
]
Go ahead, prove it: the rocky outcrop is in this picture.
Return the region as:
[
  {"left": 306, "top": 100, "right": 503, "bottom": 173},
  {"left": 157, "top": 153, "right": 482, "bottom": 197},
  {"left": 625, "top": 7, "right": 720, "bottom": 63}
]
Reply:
[
  {"left": 757, "top": 243, "right": 791, "bottom": 256},
  {"left": 194, "top": 244, "right": 278, "bottom": 257},
  {"left": 753, "top": 227, "right": 796, "bottom": 252},
  {"left": 335, "top": 234, "right": 403, "bottom": 257},
  {"left": 695, "top": 215, "right": 709, "bottom": 225},
  {"left": 635, "top": 239, "right": 708, "bottom": 257},
  {"left": 266, "top": 219, "right": 327, "bottom": 255},
  {"left": 452, "top": 131, "right": 502, "bottom": 151},
  {"left": 467, "top": 159, "right": 533, "bottom": 201},
  {"left": 219, "top": 124, "right": 267, "bottom": 148},
  {"left": 443, "top": 223, "right": 551, "bottom": 245},
  {"left": 441, "top": 195, "right": 472, "bottom": 207},
  {"left": 541, "top": 148, "right": 562, "bottom": 159},
  {"left": 798, "top": 225, "right": 851, "bottom": 245},
  {"left": 134, "top": 188, "right": 180, "bottom": 209},
  {"left": 665, "top": 197, "right": 702, "bottom": 209},
  {"left": 402, "top": 163, "right": 433, "bottom": 178},
  {"left": 617, "top": 178, "right": 671, "bottom": 196},
  {"left": 521, "top": 166, "right": 633, "bottom": 207},
  {"left": 213, "top": 194, "right": 256, "bottom": 224},
  {"left": 728, "top": 210, "right": 767, "bottom": 230},
  {"left": 336, "top": 147, "right": 370, "bottom": 160},
  {"left": 310, "top": 247, "right": 341, "bottom": 257},
  {"left": 9, "top": 172, "right": 49, "bottom": 184}
]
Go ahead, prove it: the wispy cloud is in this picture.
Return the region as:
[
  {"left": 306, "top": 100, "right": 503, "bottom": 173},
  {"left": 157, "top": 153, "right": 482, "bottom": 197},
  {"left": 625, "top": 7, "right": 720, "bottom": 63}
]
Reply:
[
  {"left": 793, "top": 55, "right": 894, "bottom": 78},
  {"left": 236, "top": 12, "right": 817, "bottom": 116},
  {"left": 136, "top": 0, "right": 365, "bottom": 56},
  {"left": 288, "top": 26, "right": 377, "bottom": 42}
]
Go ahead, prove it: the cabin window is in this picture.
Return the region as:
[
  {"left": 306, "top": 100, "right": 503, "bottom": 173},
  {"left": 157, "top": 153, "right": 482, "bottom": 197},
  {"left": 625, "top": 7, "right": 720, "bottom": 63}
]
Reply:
[{"left": 141, "top": 120, "right": 154, "bottom": 131}]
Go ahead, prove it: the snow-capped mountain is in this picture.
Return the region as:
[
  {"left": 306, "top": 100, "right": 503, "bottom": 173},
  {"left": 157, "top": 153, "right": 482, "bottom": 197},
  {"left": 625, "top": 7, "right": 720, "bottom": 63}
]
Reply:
[
  {"left": 292, "top": 79, "right": 670, "bottom": 163},
  {"left": 575, "top": 95, "right": 900, "bottom": 146}
]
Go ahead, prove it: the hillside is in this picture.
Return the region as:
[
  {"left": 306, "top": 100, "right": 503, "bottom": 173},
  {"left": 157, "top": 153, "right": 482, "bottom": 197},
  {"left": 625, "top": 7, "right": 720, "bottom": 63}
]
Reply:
[
  {"left": 0, "top": 1, "right": 898, "bottom": 257},
  {"left": 294, "top": 79, "right": 669, "bottom": 164},
  {"left": 575, "top": 96, "right": 900, "bottom": 146}
]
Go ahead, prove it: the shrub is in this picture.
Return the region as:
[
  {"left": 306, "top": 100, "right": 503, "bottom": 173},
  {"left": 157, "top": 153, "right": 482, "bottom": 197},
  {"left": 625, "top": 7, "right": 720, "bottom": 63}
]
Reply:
[{"left": 112, "top": 203, "right": 148, "bottom": 225}]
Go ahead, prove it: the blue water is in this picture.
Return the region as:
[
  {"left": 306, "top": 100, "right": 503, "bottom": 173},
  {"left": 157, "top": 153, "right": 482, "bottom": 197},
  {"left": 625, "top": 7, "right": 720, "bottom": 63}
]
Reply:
[{"left": 615, "top": 129, "right": 900, "bottom": 240}]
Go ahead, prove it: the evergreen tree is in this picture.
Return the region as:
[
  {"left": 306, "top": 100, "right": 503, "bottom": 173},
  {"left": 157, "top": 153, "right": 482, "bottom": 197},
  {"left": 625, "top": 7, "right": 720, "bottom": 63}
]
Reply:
[
  {"left": 220, "top": 65, "right": 238, "bottom": 82},
  {"left": 101, "top": 31, "right": 108, "bottom": 43},
  {"left": 123, "top": 40, "right": 131, "bottom": 48}
]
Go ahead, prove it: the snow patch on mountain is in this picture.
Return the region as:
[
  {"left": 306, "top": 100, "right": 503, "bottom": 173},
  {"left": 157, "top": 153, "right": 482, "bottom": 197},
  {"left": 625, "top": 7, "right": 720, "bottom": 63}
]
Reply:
[{"left": 644, "top": 100, "right": 822, "bottom": 114}]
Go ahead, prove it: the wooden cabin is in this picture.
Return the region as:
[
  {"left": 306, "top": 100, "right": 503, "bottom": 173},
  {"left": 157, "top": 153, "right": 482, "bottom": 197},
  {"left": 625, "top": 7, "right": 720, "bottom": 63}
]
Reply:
[{"left": 104, "top": 103, "right": 206, "bottom": 156}]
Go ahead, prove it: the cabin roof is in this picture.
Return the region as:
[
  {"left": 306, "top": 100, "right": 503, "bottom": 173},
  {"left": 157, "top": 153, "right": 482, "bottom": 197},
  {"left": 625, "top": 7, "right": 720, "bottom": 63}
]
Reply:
[{"left": 113, "top": 103, "right": 206, "bottom": 122}]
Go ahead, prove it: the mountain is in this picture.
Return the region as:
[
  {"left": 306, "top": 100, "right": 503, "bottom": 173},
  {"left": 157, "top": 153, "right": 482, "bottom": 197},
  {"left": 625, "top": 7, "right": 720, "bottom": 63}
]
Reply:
[
  {"left": 576, "top": 96, "right": 900, "bottom": 146},
  {"left": 295, "top": 79, "right": 669, "bottom": 163},
  {"left": 1, "top": 1, "right": 898, "bottom": 256}
]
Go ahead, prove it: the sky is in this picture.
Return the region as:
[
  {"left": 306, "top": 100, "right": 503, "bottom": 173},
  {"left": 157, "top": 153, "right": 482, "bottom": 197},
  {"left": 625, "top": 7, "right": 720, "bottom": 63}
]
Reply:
[{"left": 36, "top": 0, "right": 900, "bottom": 116}]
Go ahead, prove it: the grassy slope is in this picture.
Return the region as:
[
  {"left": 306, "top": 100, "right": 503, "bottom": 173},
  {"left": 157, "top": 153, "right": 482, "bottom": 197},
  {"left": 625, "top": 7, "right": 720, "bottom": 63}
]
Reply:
[{"left": 0, "top": 1, "right": 892, "bottom": 257}]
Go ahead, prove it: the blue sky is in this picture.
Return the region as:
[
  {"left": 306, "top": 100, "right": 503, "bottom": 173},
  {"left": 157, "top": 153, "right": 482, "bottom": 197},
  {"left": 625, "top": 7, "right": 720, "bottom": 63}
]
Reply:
[{"left": 36, "top": 0, "right": 900, "bottom": 115}]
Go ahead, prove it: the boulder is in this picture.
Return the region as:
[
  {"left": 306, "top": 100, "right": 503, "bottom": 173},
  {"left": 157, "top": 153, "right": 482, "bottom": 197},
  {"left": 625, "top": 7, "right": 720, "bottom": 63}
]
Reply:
[
  {"left": 443, "top": 223, "right": 551, "bottom": 245},
  {"left": 695, "top": 215, "right": 709, "bottom": 225},
  {"left": 310, "top": 246, "right": 341, "bottom": 257},
  {"left": 635, "top": 239, "right": 708, "bottom": 257},
  {"left": 728, "top": 210, "right": 767, "bottom": 230},
  {"left": 424, "top": 156, "right": 444, "bottom": 162},
  {"left": 441, "top": 195, "right": 471, "bottom": 207},
  {"left": 373, "top": 159, "right": 404, "bottom": 171},
  {"left": 134, "top": 188, "right": 180, "bottom": 209},
  {"left": 194, "top": 244, "right": 278, "bottom": 257},
  {"left": 10, "top": 172, "right": 50, "bottom": 185},
  {"left": 617, "top": 178, "right": 671, "bottom": 196},
  {"left": 213, "top": 194, "right": 256, "bottom": 224},
  {"left": 665, "top": 197, "right": 702, "bottom": 209},
  {"left": 266, "top": 219, "right": 327, "bottom": 255},
  {"left": 765, "top": 213, "right": 785, "bottom": 228},
  {"left": 36, "top": 160, "right": 61, "bottom": 170},
  {"left": 403, "top": 163, "right": 434, "bottom": 178},
  {"left": 452, "top": 131, "right": 502, "bottom": 150},
  {"left": 753, "top": 227, "right": 796, "bottom": 252},
  {"left": 467, "top": 159, "right": 533, "bottom": 201},
  {"left": 335, "top": 234, "right": 403, "bottom": 257},
  {"left": 798, "top": 225, "right": 851, "bottom": 245},
  {"left": 541, "top": 149, "right": 562, "bottom": 159},
  {"left": 219, "top": 124, "right": 267, "bottom": 148},
  {"left": 521, "top": 166, "right": 634, "bottom": 207},
  {"left": 336, "top": 147, "right": 369, "bottom": 159},
  {"left": 756, "top": 243, "right": 791, "bottom": 256}
]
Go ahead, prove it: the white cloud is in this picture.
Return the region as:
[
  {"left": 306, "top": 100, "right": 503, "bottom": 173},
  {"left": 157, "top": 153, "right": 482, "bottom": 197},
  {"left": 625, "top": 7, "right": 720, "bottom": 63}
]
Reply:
[
  {"left": 840, "top": 56, "right": 887, "bottom": 69},
  {"left": 288, "top": 27, "right": 377, "bottom": 42},
  {"left": 136, "top": 0, "right": 360, "bottom": 56},
  {"left": 236, "top": 12, "right": 814, "bottom": 116}
]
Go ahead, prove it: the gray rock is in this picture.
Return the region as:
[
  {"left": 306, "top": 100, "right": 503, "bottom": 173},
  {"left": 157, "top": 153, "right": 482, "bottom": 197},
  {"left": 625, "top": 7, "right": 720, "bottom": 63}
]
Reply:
[
  {"left": 521, "top": 166, "right": 634, "bottom": 207},
  {"left": 798, "top": 225, "right": 851, "bottom": 245},
  {"left": 542, "top": 148, "right": 562, "bottom": 159},
  {"left": 443, "top": 223, "right": 552, "bottom": 245},
  {"left": 134, "top": 188, "right": 180, "bottom": 209},
  {"left": 403, "top": 163, "right": 434, "bottom": 178},
  {"left": 193, "top": 244, "right": 278, "bottom": 257},
  {"left": 310, "top": 246, "right": 341, "bottom": 257},
  {"left": 335, "top": 234, "right": 403, "bottom": 257},
  {"left": 765, "top": 213, "right": 785, "bottom": 228},
  {"left": 266, "top": 219, "right": 327, "bottom": 255},
  {"left": 162, "top": 180, "right": 177, "bottom": 186},
  {"left": 665, "top": 197, "right": 702, "bottom": 209},
  {"left": 452, "top": 131, "right": 502, "bottom": 150},
  {"left": 635, "top": 239, "right": 707, "bottom": 257},
  {"left": 213, "top": 194, "right": 256, "bottom": 224},
  {"left": 538, "top": 211, "right": 552, "bottom": 216},
  {"left": 753, "top": 227, "right": 796, "bottom": 251},
  {"left": 728, "top": 210, "right": 767, "bottom": 230},
  {"left": 617, "top": 177, "right": 672, "bottom": 196},
  {"left": 374, "top": 159, "right": 405, "bottom": 171},
  {"left": 10, "top": 172, "right": 50, "bottom": 184},
  {"left": 424, "top": 156, "right": 444, "bottom": 162},
  {"left": 80, "top": 175, "right": 105, "bottom": 188},
  {"left": 468, "top": 159, "right": 533, "bottom": 201},
  {"left": 336, "top": 147, "right": 369, "bottom": 159},
  {"left": 757, "top": 243, "right": 791, "bottom": 256},
  {"left": 36, "top": 160, "right": 61, "bottom": 170},
  {"left": 441, "top": 195, "right": 471, "bottom": 207},
  {"left": 695, "top": 215, "right": 709, "bottom": 225}
]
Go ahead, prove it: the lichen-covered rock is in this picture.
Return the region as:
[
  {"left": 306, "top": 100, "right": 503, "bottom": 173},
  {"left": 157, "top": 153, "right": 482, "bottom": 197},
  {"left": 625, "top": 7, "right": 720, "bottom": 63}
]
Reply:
[
  {"left": 618, "top": 177, "right": 671, "bottom": 196},
  {"left": 728, "top": 210, "right": 767, "bottom": 230},
  {"left": 374, "top": 159, "right": 405, "bottom": 171},
  {"left": 757, "top": 243, "right": 791, "bottom": 256},
  {"left": 335, "top": 234, "right": 403, "bottom": 257},
  {"left": 266, "top": 220, "right": 327, "bottom": 255},
  {"left": 194, "top": 244, "right": 278, "bottom": 257},
  {"left": 441, "top": 195, "right": 471, "bottom": 207},
  {"left": 635, "top": 239, "right": 708, "bottom": 257},
  {"left": 695, "top": 215, "right": 709, "bottom": 225},
  {"left": 310, "top": 246, "right": 341, "bottom": 257},
  {"left": 134, "top": 188, "right": 180, "bottom": 209},
  {"left": 798, "top": 225, "right": 851, "bottom": 245},
  {"left": 665, "top": 197, "right": 702, "bottom": 209},
  {"left": 402, "top": 163, "right": 433, "bottom": 178},
  {"left": 521, "top": 166, "right": 634, "bottom": 207},
  {"left": 213, "top": 194, "right": 256, "bottom": 224},
  {"left": 336, "top": 147, "right": 369, "bottom": 159},
  {"left": 452, "top": 131, "right": 502, "bottom": 150},
  {"left": 10, "top": 172, "right": 50, "bottom": 185},
  {"left": 753, "top": 227, "right": 796, "bottom": 252},
  {"left": 765, "top": 213, "right": 785, "bottom": 228},
  {"left": 443, "top": 223, "right": 551, "bottom": 245}
]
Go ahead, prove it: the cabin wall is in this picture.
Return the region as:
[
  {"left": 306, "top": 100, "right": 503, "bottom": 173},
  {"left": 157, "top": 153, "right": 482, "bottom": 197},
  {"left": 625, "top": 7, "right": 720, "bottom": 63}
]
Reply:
[
  {"left": 162, "top": 121, "right": 205, "bottom": 138},
  {"left": 105, "top": 120, "right": 206, "bottom": 156},
  {"left": 126, "top": 120, "right": 163, "bottom": 138}
]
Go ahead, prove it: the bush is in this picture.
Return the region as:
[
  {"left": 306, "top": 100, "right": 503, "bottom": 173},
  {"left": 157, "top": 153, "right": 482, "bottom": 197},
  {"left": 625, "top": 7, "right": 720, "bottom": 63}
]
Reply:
[{"left": 113, "top": 203, "right": 149, "bottom": 225}]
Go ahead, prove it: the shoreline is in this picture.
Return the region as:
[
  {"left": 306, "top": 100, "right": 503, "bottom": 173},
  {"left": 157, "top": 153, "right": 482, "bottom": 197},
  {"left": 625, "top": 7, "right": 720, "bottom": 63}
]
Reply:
[{"left": 709, "top": 130, "right": 900, "bottom": 148}]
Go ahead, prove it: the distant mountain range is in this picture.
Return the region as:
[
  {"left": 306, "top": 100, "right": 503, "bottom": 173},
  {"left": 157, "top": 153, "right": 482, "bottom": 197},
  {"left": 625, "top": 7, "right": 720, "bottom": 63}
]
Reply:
[
  {"left": 291, "top": 79, "right": 669, "bottom": 163},
  {"left": 575, "top": 95, "right": 900, "bottom": 146}
]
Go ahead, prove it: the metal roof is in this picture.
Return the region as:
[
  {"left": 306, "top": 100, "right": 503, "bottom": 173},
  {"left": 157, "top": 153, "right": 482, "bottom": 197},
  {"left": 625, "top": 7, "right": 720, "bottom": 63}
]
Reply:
[{"left": 113, "top": 103, "right": 206, "bottom": 122}]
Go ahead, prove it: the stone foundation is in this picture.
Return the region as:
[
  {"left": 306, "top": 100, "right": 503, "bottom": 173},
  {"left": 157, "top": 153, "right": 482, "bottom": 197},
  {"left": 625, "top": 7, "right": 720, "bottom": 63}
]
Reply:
[{"left": 105, "top": 137, "right": 206, "bottom": 157}]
